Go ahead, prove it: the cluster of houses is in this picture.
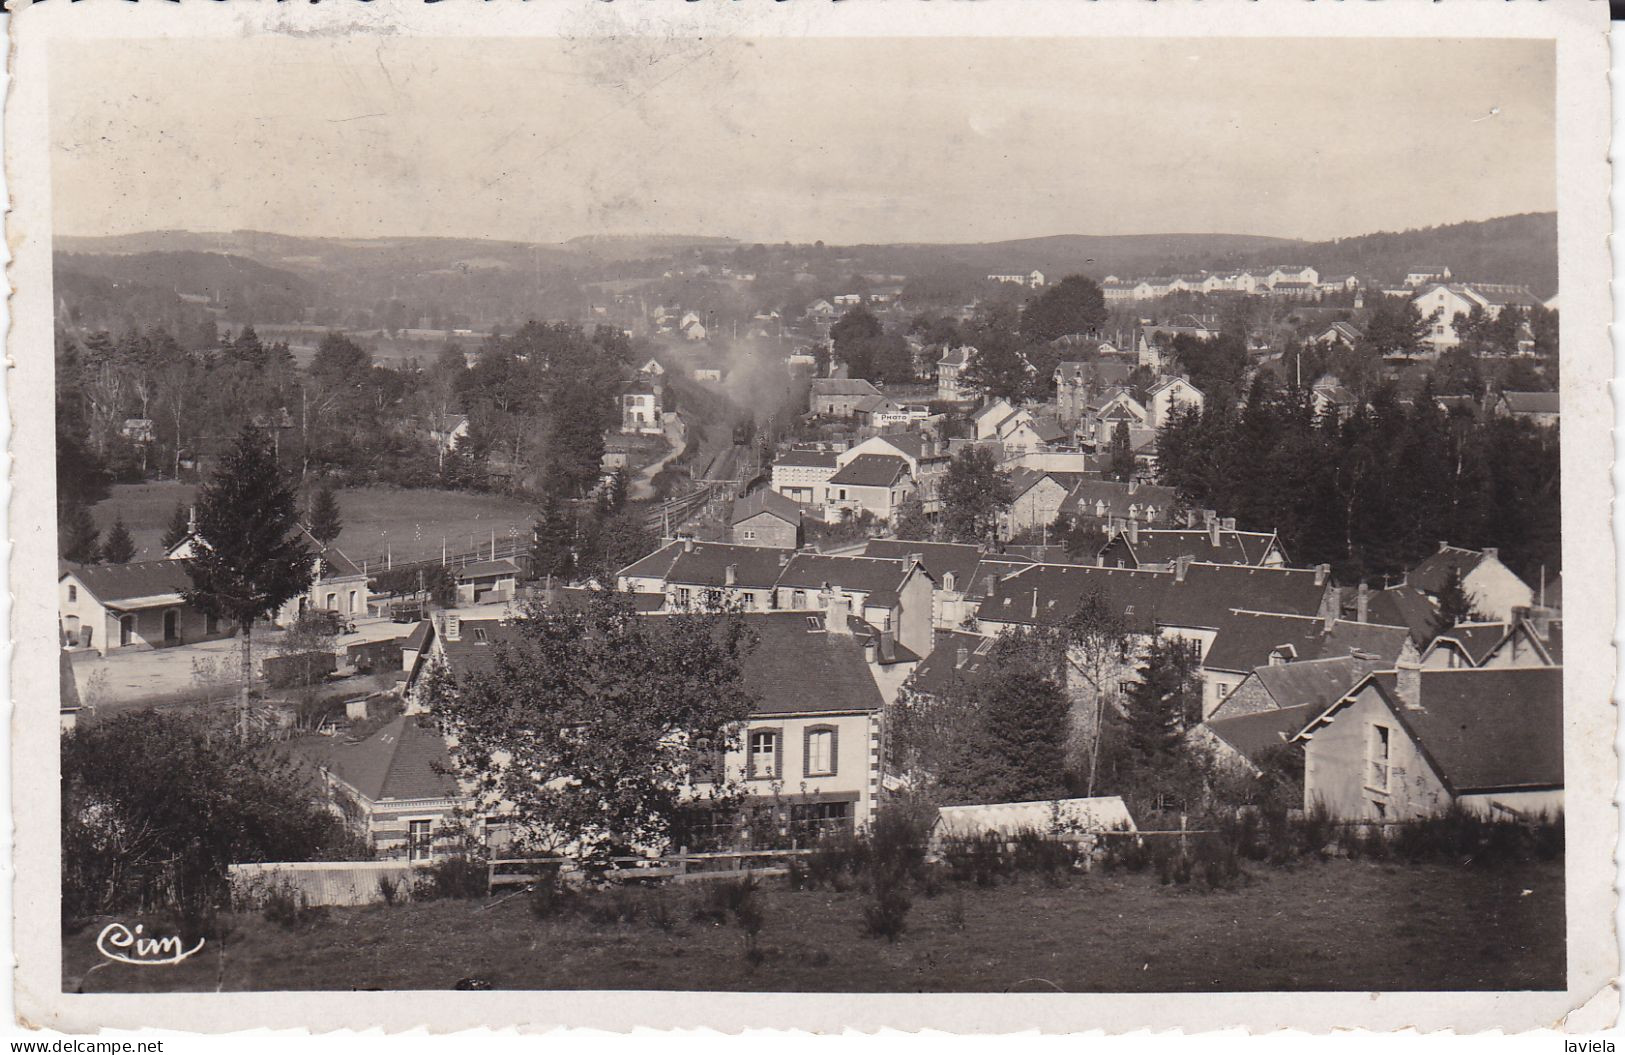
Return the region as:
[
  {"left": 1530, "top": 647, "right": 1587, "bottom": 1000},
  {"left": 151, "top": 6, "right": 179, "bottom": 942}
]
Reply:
[{"left": 1102, "top": 265, "right": 1345, "bottom": 301}]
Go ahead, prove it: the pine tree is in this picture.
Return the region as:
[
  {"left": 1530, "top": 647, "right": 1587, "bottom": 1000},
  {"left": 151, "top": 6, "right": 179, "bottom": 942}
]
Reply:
[
  {"left": 1122, "top": 636, "right": 1202, "bottom": 766},
  {"left": 531, "top": 493, "right": 577, "bottom": 583},
  {"left": 160, "top": 501, "right": 193, "bottom": 552},
  {"left": 937, "top": 631, "right": 1072, "bottom": 805},
  {"left": 1430, "top": 568, "right": 1480, "bottom": 641},
  {"left": 183, "top": 426, "right": 314, "bottom": 737},
  {"left": 59, "top": 500, "right": 101, "bottom": 564},
  {"left": 101, "top": 517, "right": 137, "bottom": 564},
  {"left": 308, "top": 485, "right": 344, "bottom": 545},
  {"left": 892, "top": 494, "right": 934, "bottom": 542},
  {"left": 1108, "top": 420, "right": 1136, "bottom": 482}
]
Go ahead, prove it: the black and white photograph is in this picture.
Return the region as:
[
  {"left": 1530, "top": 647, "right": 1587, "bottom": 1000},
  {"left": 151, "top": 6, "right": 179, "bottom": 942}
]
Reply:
[{"left": 6, "top": 0, "right": 1617, "bottom": 1038}]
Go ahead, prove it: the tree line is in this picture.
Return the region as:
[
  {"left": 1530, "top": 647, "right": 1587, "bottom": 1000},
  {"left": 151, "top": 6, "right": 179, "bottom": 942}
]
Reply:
[{"left": 1156, "top": 374, "right": 1561, "bottom": 585}]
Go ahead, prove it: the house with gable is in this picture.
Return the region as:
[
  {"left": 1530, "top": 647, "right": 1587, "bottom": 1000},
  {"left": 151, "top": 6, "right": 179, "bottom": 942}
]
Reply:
[
  {"left": 1003, "top": 469, "right": 1097, "bottom": 537},
  {"left": 1096, "top": 518, "right": 1287, "bottom": 571},
  {"left": 1478, "top": 609, "right": 1562, "bottom": 669},
  {"left": 1057, "top": 479, "right": 1179, "bottom": 530},
  {"left": 1405, "top": 543, "right": 1534, "bottom": 622},
  {"left": 937, "top": 346, "right": 975, "bottom": 403},
  {"left": 770, "top": 446, "right": 841, "bottom": 506},
  {"left": 617, "top": 538, "right": 793, "bottom": 613},
  {"left": 731, "top": 489, "right": 804, "bottom": 549},
  {"left": 59, "top": 560, "right": 225, "bottom": 654},
  {"left": 166, "top": 520, "right": 372, "bottom": 626},
  {"left": 1144, "top": 375, "right": 1204, "bottom": 430},
  {"left": 1295, "top": 664, "right": 1563, "bottom": 821},
  {"left": 1202, "top": 653, "right": 1387, "bottom": 772},
  {"left": 970, "top": 398, "right": 1022, "bottom": 441},
  {"left": 1495, "top": 390, "right": 1560, "bottom": 427},
  {"left": 823, "top": 454, "right": 915, "bottom": 523},
  {"left": 809, "top": 377, "right": 882, "bottom": 418},
  {"left": 1420, "top": 622, "right": 1511, "bottom": 669}
]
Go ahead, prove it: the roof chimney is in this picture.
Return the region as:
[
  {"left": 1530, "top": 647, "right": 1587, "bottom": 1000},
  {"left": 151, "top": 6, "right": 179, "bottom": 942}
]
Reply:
[
  {"left": 779, "top": 550, "right": 790, "bottom": 567},
  {"left": 445, "top": 614, "right": 461, "bottom": 642},
  {"left": 956, "top": 646, "right": 969, "bottom": 668},
  {"left": 725, "top": 564, "right": 737, "bottom": 587},
  {"left": 683, "top": 535, "right": 696, "bottom": 554},
  {"left": 863, "top": 638, "right": 878, "bottom": 665},
  {"left": 1314, "top": 563, "right": 1330, "bottom": 587},
  {"left": 1356, "top": 581, "right": 1370, "bottom": 624},
  {"left": 1174, "top": 554, "right": 1192, "bottom": 583},
  {"left": 1482, "top": 547, "right": 1498, "bottom": 562},
  {"left": 1394, "top": 638, "right": 1423, "bottom": 710},
  {"left": 1208, "top": 520, "right": 1221, "bottom": 547},
  {"left": 826, "top": 590, "right": 852, "bottom": 635},
  {"left": 1126, "top": 519, "right": 1139, "bottom": 545},
  {"left": 1220, "top": 517, "right": 1236, "bottom": 533},
  {"left": 1438, "top": 540, "right": 1450, "bottom": 553}
]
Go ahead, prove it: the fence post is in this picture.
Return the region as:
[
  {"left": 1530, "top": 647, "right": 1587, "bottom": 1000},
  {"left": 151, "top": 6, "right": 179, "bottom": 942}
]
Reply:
[
  {"left": 677, "top": 845, "right": 689, "bottom": 878},
  {"left": 1179, "top": 814, "right": 1188, "bottom": 855}
]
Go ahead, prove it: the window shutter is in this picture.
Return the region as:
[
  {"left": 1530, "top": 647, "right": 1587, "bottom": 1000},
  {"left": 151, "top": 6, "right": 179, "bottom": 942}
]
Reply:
[
  {"left": 828, "top": 725, "right": 838, "bottom": 776},
  {"left": 774, "top": 730, "right": 783, "bottom": 780},
  {"left": 803, "top": 726, "right": 813, "bottom": 778}
]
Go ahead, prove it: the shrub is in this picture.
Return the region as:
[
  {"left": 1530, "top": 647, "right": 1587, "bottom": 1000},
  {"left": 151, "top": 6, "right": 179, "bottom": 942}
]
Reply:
[
  {"left": 411, "top": 855, "right": 489, "bottom": 901},
  {"left": 862, "top": 881, "right": 912, "bottom": 942},
  {"left": 806, "top": 834, "right": 859, "bottom": 892},
  {"left": 528, "top": 871, "right": 578, "bottom": 920},
  {"left": 377, "top": 874, "right": 402, "bottom": 907},
  {"left": 694, "top": 876, "right": 759, "bottom": 925},
  {"left": 585, "top": 886, "right": 645, "bottom": 927},
  {"left": 1010, "top": 829, "right": 1072, "bottom": 884},
  {"left": 262, "top": 880, "right": 324, "bottom": 929}
]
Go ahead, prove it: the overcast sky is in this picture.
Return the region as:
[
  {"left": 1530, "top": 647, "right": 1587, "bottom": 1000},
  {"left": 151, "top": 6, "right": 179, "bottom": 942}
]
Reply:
[{"left": 50, "top": 36, "right": 1555, "bottom": 245}]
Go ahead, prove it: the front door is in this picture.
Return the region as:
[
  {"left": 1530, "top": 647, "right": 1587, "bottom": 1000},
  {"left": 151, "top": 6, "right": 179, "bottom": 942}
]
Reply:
[
  {"left": 163, "top": 610, "right": 179, "bottom": 643},
  {"left": 408, "top": 820, "right": 433, "bottom": 862},
  {"left": 119, "top": 616, "right": 134, "bottom": 648}
]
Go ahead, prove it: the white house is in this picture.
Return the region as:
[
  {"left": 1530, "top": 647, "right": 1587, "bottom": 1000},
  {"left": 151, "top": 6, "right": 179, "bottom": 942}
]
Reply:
[
  {"left": 1145, "top": 375, "right": 1204, "bottom": 429},
  {"left": 1405, "top": 543, "right": 1534, "bottom": 623}
]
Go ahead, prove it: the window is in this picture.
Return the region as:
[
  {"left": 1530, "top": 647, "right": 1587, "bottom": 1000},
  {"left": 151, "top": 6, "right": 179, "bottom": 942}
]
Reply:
[
  {"left": 326, "top": 593, "right": 337, "bottom": 609},
  {"left": 794, "top": 590, "right": 808, "bottom": 608},
  {"left": 675, "top": 587, "right": 692, "bottom": 607},
  {"left": 804, "top": 726, "right": 838, "bottom": 777},
  {"left": 407, "top": 819, "right": 433, "bottom": 862},
  {"left": 748, "top": 729, "right": 781, "bottom": 780},
  {"left": 1367, "top": 724, "right": 1392, "bottom": 791},
  {"left": 67, "top": 585, "right": 77, "bottom": 602},
  {"left": 742, "top": 529, "right": 756, "bottom": 541}
]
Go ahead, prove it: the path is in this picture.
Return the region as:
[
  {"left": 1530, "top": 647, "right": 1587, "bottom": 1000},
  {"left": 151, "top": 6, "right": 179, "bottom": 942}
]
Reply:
[{"left": 630, "top": 420, "right": 687, "bottom": 501}]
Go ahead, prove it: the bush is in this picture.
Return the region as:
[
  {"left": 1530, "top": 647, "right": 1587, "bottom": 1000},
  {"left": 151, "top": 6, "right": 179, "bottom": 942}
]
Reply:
[
  {"left": 528, "top": 871, "right": 578, "bottom": 920},
  {"left": 862, "top": 881, "right": 912, "bottom": 942},
  {"left": 377, "top": 874, "right": 402, "bottom": 907},
  {"left": 1010, "top": 829, "right": 1072, "bottom": 884},
  {"left": 942, "top": 834, "right": 1005, "bottom": 888},
  {"left": 585, "top": 886, "right": 645, "bottom": 927},
  {"left": 805, "top": 834, "right": 860, "bottom": 892},
  {"left": 412, "top": 855, "right": 489, "bottom": 901},
  {"left": 262, "top": 880, "right": 324, "bottom": 929},
  {"left": 694, "top": 876, "right": 759, "bottom": 925}
]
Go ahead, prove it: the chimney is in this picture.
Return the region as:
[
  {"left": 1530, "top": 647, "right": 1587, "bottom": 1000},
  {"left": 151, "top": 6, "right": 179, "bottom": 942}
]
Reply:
[
  {"left": 863, "top": 638, "right": 878, "bottom": 664},
  {"left": 1126, "top": 519, "right": 1139, "bottom": 545},
  {"left": 1128, "top": 480, "right": 1139, "bottom": 495},
  {"left": 445, "top": 614, "right": 461, "bottom": 642},
  {"left": 1394, "top": 639, "right": 1423, "bottom": 710},
  {"left": 826, "top": 590, "right": 852, "bottom": 635},
  {"left": 1208, "top": 520, "right": 1221, "bottom": 547},
  {"left": 956, "top": 646, "right": 969, "bottom": 668},
  {"left": 683, "top": 535, "right": 696, "bottom": 554},
  {"left": 779, "top": 550, "right": 790, "bottom": 567},
  {"left": 1314, "top": 563, "right": 1330, "bottom": 587},
  {"left": 1438, "top": 540, "right": 1449, "bottom": 553},
  {"left": 1356, "top": 581, "right": 1370, "bottom": 624},
  {"left": 1220, "top": 517, "right": 1236, "bottom": 532},
  {"left": 725, "top": 564, "right": 737, "bottom": 587},
  {"left": 1322, "top": 589, "right": 1338, "bottom": 632},
  {"left": 1031, "top": 588, "right": 1039, "bottom": 620},
  {"left": 1174, "top": 554, "right": 1191, "bottom": 582},
  {"left": 1525, "top": 604, "right": 1554, "bottom": 639},
  {"left": 1203, "top": 508, "right": 1217, "bottom": 529},
  {"left": 1483, "top": 547, "right": 1498, "bottom": 562}
]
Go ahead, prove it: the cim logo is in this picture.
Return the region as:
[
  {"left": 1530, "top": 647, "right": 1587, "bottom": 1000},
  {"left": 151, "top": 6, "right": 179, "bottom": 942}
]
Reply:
[{"left": 95, "top": 922, "right": 205, "bottom": 967}]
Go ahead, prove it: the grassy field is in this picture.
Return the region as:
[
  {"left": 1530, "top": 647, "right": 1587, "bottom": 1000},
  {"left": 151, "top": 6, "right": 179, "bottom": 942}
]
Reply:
[
  {"left": 65, "top": 858, "right": 1563, "bottom": 994},
  {"left": 93, "top": 482, "right": 540, "bottom": 565}
]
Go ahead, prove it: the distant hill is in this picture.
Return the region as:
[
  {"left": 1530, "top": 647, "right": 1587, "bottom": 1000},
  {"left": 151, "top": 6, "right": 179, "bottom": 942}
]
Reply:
[
  {"left": 887, "top": 232, "right": 1305, "bottom": 278},
  {"left": 55, "top": 250, "right": 318, "bottom": 334},
  {"left": 1231, "top": 213, "right": 1557, "bottom": 297}
]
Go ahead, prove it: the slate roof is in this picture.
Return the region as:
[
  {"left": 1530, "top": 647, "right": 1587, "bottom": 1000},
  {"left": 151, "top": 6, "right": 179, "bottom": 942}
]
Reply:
[
  {"left": 937, "top": 346, "right": 971, "bottom": 368},
  {"left": 1201, "top": 612, "right": 1328, "bottom": 674},
  {"left": 403, "top": 619, "right": 433, "bottom": 653},
  {"left": 731, "top": 489, "right": 802, "bottom": 527},
  {"left": 1358, "top": 669, "right": 1565, "bottom": 793},
  {"left": 1205, "top": 703, "right": 1320, "bottom": 766},
  {"left": 1055, "top": 360, "right": 1135, "bottom": 388},
  {"left": 905, "top": 630, "right": 992, "bottom": 697},
  {"left": 1156, "top": 564, "right": 1330, "bottom": 629},
  {"left": 730, "top": 612, "right": 886, "bottom": 716},
  {"left": 827, "top": 454, "right": 910, "bottom": 488},
  {"left": 454, "top": 558, "right": 521, "bottom": 581},
  {"left": 1315, "top": 620, "right": 1412, "bottom": 663},
  {"left": 1007, "top": 468, "right": 1094, "bottom": 501},
  {"left": 1250, "top": 655, "right": 1384, "bottom": 713},
  {"left": 977, "top": 563, "right": 1171, "bottom": 631},
  {"left": 775, "top": 447, "right": 840, "bottom": 469},
  {"left": 1428, "top": 622, "right": 1511, "bottom": 666},
  {"left": 861, "top": 540, "right": 1000, "bottom": 591},
  {"left": 62, "top": 560, "right": 195, "bottom": 606},
  {"left": 1100, "top": 529, "right": 1280, "bottom": 569},
  {"left": 776, "top": 553, "right": 912, "bottom": 596},
  {"left": 1060, "top": 480, "right": 1179, "bottom": 520},
  {"left": 1407, "top": 545, "right": 1493, "bottom": 595},
  {"left": 665, "top": 543, "right": 793, "bottom": 590},
  {"left": 1360, "top": 583, "right": 1441, "bottom": 641},
  {"left": 1501, "top": 391, "right": 1560, "bottom": 416},
  {"left": 811, "top": 378, "right": 882, "bottom": 398},
  {"left": 324, "top": 715, "right": 460, "bottom": 803}
]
